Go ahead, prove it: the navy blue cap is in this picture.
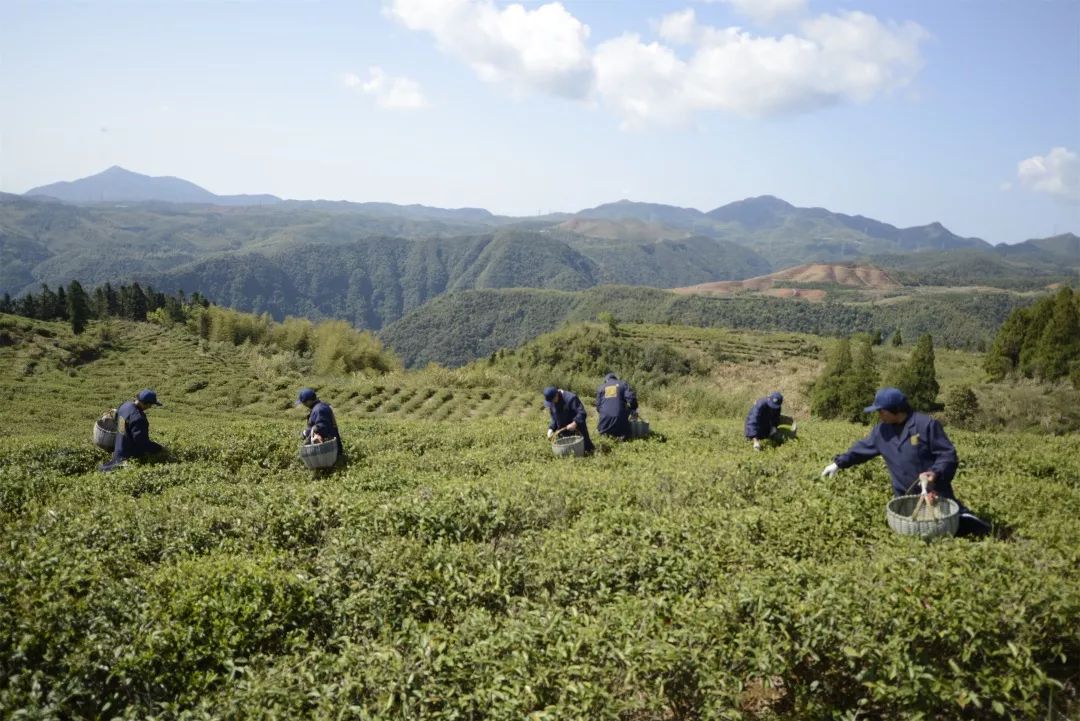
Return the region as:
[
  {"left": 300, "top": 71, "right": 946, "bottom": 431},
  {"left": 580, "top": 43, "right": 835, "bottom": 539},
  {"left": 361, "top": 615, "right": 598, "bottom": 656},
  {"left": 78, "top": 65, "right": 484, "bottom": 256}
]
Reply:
[
  {"left": 864, "top": 387, "right": 907, "bottom": 413},
  {"left": 766, "top": 391, "right": 783, "bottom": 408},
  {"left": 297, "top": 387, "right": 317, "bottom": 405},
  {"left": 542, "top": 386, "right": 558, "bottom": 402},
  {"left": 137, "top": 389, "right": 162, "bottom": 406}
]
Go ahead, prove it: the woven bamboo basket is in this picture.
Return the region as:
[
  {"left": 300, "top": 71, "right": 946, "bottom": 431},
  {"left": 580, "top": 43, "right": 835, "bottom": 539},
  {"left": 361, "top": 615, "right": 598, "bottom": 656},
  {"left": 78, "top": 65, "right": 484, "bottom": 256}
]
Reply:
[
  {"left": 93, "top": 411, "right": 118, "bottom": 452},
  {"left": 299, "top": 437, "right": 339, "bottom": 469},
  {"left": 551, "top": 434, "right": 585, "bottom": 458},
  {"left": 886, "top": 495, "right": 959, "bottom": 538}
]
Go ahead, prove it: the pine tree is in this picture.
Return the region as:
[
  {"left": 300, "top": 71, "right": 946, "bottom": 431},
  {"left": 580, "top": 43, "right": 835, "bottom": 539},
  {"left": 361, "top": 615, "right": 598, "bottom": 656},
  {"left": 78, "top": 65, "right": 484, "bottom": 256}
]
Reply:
[
  {"left": 66, "top": 280, "right": 92, "bottom": 335},
  {"left": 1033, "top": 288, "right": 1080, "bottom": 381},
  {"left": 811, "top": 338, "right": 853, "bottom": 419},
  {"left": 846, "top": 340, "right": 879, "bottom": 422},
  {"left": 92, "top": 287, "right": 108, "bottom": 318},
  {"left": 944, "top": 385, "right": 980, "bottom": 429},
  {"left": 38, "top": 284, "right": 62, "bottom": 320},
  {"left": 16, "top": 293, "right": 38, "bottom": 319},
  {"left": 103, "top": 282, "right": 120, "bottom": 316},
  {"left": 984, "top": 307, "right": 1030, "bottom": 379},
  {"left": 891, "top": 330, "right": 903, "bottom": 347},
  {"left": 892, "top": 333, "right": 940, "bottom": 411},
  {"left": 121, "top": 283, "right": 148, "bottom": 321},
  {"left": 0, "top": 293, "right": 12, "bottom": 314},
  {"left": 1017, "top": 297, "right": 1055, "bottom": 378}
]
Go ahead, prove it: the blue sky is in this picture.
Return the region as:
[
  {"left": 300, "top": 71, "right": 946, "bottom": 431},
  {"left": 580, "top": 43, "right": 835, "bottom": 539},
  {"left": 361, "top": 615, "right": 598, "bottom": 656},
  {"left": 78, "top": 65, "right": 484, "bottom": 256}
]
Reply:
[{"left": 1, "top": 0, "right": 1077, "bottom": 244}]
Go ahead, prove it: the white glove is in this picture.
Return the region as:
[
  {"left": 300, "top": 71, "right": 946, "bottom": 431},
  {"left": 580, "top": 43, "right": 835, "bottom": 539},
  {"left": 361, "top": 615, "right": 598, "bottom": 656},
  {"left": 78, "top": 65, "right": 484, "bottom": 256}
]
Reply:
[
  {"left": 821, "top": 462, "right": 839, "bottom": 478},
  {"left": 753, "top": 439, "right": 762, "bottom": 451},
  {"left": 547, "top": 428, "right": 554, "bottom": 439}
]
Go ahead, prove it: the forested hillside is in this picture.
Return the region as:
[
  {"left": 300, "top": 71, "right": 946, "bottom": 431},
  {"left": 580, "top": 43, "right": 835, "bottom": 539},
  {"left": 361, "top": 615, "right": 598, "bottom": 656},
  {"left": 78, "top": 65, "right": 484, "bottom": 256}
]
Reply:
[
  {"left": 0, "top": 193, "right": 497, "bottom": 296},
  {"left": 381, "top": 285, "right": 1036, "bottom": 367},
  {"left": 9, "top": 191, "right": 1075, "bottom": 303},
  {"left": 872, "top": 236, "right": 1080, "bottom": 289},
  {"left": 4, "top": 191, "right": 1075, "bottom": 345}
]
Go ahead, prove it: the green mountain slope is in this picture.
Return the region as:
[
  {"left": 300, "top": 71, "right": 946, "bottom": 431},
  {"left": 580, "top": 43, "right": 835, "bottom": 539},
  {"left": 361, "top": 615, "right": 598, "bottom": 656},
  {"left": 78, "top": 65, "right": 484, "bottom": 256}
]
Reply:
[
  {"left": 0, "top": 194, "right": 498, "bottom": 296},
  {"left": 872, "top": 248, "right": 1076, "bottom": 289},
  {"left": 145, "top": 232, "right": 599, "bottom": 330},
  {"left": 381, "top": 285, "right": 1037, "bottom": 368},
  {"left": 996, "top": 232, "right": 1080, "bottom": 265},
  {"left": 563, "top": 234, "right": 772, "bottom": 286}
]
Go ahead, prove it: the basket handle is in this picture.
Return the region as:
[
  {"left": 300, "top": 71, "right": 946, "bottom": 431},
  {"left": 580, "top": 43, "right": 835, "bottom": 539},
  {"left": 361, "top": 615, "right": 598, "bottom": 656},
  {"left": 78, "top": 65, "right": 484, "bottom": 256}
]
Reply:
[{"left": 551, "top": 427, "right": 578, "bottom": 444}]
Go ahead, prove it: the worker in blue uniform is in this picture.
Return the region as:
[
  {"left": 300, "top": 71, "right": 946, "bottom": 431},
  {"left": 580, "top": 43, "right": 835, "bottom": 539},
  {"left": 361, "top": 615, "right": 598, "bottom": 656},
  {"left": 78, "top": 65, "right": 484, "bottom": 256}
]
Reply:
[
  {"left": 595, "top": 372, "right": 638, "bottom": 440},
  {"left": 543, "top": 386, "right": 594, "bottom": 454},
  {"left": 821, "top": 387, "right": 991, "bottom": 537},
  {"left": 745, "top": 391, "right": 795, "bottom": 451},
  {"left": 100, "top": 389, "right": 166, "bottom": 471},
  {"left": 297, "top": 388, "right": 344, "bottom": 460}
]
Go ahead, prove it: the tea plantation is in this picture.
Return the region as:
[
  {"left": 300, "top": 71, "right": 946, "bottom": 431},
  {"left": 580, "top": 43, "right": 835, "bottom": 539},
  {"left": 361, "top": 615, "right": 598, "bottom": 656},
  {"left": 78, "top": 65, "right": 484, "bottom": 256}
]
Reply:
[{"left": 1, "top": 315, "right": 1077, "bottom": 719}]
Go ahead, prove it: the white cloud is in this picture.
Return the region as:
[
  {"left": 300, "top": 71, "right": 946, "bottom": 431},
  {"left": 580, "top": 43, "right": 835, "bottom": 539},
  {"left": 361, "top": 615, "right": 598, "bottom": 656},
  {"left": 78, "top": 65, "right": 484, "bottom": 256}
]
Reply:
[
  {"left": 657, "top": 9, "right": 699, "bottom": 45},
  {"left": 1017, "top": 147, "right": 1080, "bottom": 202},
  {"left": 387, "top": 2, "right": 927, "bottom": 127},
  {"left": 386, "top": 0, "right": 593, "bottom": 98},
  {"left": 702, "top": 0, "right": 808, "bottom": 24},
  {"left": 597, "top": 9, "right": 927, "bottom": 127},
  {"left": 344, "top": 68, "right": 428, "bottom": 110}
]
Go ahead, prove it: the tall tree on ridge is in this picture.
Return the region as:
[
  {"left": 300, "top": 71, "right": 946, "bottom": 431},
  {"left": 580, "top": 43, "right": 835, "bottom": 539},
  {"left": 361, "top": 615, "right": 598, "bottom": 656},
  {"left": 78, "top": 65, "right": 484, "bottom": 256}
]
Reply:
[
  {"left": 66, "top": 280, "right": 92, "bottom": 335},
  {"left": 892, "top": 333, "right": 940, "bottom": 411}
]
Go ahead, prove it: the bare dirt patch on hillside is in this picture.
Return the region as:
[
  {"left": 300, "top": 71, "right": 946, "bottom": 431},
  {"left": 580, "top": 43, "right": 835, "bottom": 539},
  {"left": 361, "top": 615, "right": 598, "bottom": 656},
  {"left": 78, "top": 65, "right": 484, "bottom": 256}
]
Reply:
[{"left": 672, "top": 263, "right": 900, "bottom": 299}]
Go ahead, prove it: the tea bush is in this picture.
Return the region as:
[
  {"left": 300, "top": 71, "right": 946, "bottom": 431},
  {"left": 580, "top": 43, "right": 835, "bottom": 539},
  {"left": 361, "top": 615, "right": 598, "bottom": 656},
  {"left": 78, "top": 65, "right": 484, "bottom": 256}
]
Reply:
[{"left": 1, "top": 315, "right": 1078, "bottom": 719}]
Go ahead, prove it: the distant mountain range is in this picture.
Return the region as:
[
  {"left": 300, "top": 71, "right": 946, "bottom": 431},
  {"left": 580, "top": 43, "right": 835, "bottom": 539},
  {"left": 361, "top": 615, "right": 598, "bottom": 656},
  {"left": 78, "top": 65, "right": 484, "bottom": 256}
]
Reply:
[{"left": 3, "top": 167, "right": 1076, "bottom": 333}]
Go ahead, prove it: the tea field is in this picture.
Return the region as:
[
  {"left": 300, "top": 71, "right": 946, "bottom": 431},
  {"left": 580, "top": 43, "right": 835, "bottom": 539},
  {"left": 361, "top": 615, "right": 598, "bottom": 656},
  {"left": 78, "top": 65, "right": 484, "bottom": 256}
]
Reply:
[{"left": 1, "top": 315, "right": 1078, "bottom": 719}]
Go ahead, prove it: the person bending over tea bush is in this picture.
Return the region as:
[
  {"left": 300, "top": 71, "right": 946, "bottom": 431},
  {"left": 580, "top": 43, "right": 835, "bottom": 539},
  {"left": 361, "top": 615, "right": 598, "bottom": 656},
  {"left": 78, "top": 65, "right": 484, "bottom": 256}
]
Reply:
[
  {"left": 821, "top": 387, "right": 991, "bottom": 537},
  {"left": 100, "top": 389, "right": 166, "bottom": 472},
  {"left": 595, "top": 372, "right": 638, "bottom": 441},
  {"left": 744, "top": 391, "right": 795, "bottom": 451},
  {"left": 297, "top": 387, "right": 346, "bottom": 463},
  {"left": 543, "top": 386, "right": 594, "bottom": 454}
]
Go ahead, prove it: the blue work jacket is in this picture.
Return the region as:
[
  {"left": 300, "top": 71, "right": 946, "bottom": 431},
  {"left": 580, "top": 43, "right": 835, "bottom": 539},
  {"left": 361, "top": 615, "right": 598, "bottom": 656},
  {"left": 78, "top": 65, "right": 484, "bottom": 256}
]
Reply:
[
  {"left": 744, "top": 397, "right": 783, "bottom": 439},
  {"left": 834, "top": 412, "right": 958, "bottom": 498},
  {"left": 305, "top": 401, "right": 342, "bottom": 445},
  {"left": 545, "top": 390, "right": 587, "bottom": 431},
  {"left": 596, "top": 374, "right": 637, "bottom": 437},
  {"left": 111, "top": 400, "right": 154, "bottom": 462}
]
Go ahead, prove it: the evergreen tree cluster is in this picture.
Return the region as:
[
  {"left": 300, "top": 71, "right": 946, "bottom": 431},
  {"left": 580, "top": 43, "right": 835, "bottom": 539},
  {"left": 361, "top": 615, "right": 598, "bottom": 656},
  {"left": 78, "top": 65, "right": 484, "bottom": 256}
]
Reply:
[
  {"left": 812, "top": 332, "right": 942, "bottom": 421},
  {"left": 0, "top": 282, "right": 400, "bottom": 376},
  {"left": 810, "top": 338, "right": 880, "bottom": 422},
  {"left": 0, "top": 282, "right": 210, "bottom": 335},
  {"left": 890, "top": 333, "right": 941, "bottom": 411},
  {"left": 984, "top": 287, "right": 1080, "bottom": 385}
]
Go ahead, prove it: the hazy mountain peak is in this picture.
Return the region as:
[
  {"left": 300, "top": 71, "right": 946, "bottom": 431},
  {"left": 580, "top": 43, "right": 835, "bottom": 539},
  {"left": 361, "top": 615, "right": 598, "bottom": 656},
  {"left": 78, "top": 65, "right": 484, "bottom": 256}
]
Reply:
[{"left": 24, "top": 167, "right": 280, "bottom": 207}]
